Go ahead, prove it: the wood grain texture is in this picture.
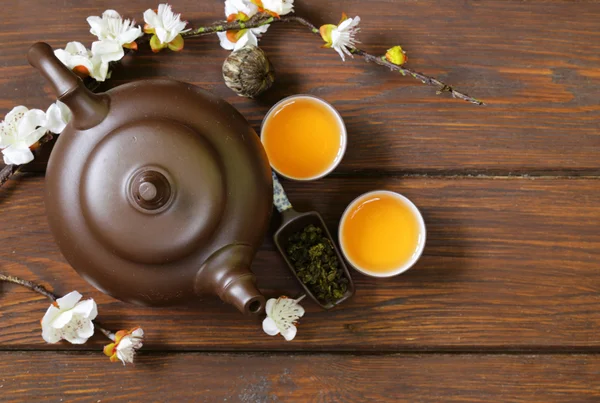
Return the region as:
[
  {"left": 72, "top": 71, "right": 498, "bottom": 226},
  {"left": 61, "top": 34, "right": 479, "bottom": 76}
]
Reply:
[
  {"left": 1, "top": 352, "right": 599, "bottom": 402},
  {"left": 1, "top": 0, "right": 599, "bottom": 174},
  {"left": 1, "top": 175, "right": 598, "bottom": 351},
  {"left": 1, "top": 0, "right": 600, "bottom": 400}
]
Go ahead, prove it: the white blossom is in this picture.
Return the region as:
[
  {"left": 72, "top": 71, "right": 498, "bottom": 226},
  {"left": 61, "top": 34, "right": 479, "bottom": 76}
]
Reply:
[
  {"left": 262, "top": 0, "right": 294, "bottom": 16},
  {"left": 45, "top": 101, "right": 72, "bottom": 134},
  {"left": 41, "top": 291, "right": 98, "bottom": 344},
  {"left": 104, "top": 327, "right": 144, "bottom": 365},
  {"left": 225, "top": 0, "right": 259, "bottom": 19},
  {"left": 0, "top": 106, "right": 45, "bottom": 165},
  {"left": 0, "top": 101, "right": 71, "bottom": 165},
  {"left": 322, "top": 16, "right": 361, "bottom": 61},
  {"left": 217, "top": 26, "right": 269, "bottom": 51},
  {"left": 143, "top": 4, "right": 189, "bottom": 45},
  {"left": 219, "top": 0, "right": 269, "bottom": 51},
  {"left": 54, "top": 42, "right": 109, "bottom": 82},
  {"left": 87, "top": 10, "right": 143, "bottom": 63},
  {"left": 262, "top": 296, "right": 305, "bottom": 341}
]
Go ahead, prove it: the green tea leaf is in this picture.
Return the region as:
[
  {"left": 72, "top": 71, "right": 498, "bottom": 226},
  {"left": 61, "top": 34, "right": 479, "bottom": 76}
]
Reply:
[{"left": 285, "top": 224, "right": 350, "bottom": 304}]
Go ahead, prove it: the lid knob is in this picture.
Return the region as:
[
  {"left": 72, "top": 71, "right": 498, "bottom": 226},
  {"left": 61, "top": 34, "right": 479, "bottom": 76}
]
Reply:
[
  {"left": 138, "top": 182, "right": 158, "bottom": 201},
  {"left": 127, "top": 167, "right": 174, "bottom": 213}
]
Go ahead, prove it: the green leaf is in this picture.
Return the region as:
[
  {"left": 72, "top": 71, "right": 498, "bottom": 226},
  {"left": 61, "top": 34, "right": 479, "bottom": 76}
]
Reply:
[{"left": 285, "top": 224, "right": 351, "bottom": 304}]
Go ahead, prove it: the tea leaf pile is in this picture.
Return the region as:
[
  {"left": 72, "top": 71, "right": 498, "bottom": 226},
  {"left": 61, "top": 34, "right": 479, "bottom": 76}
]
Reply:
[{"left": 286, "top": 225, "right": 349, "bottom": 304}]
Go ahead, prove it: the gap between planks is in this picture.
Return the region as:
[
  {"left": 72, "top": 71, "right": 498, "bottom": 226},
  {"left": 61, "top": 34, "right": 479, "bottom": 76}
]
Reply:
[
  {"left": 7, "top": 170, "right": 600, "bottom": 183},
  {"left": 327, "top": 169, "right": 600, "bottom": 180}
]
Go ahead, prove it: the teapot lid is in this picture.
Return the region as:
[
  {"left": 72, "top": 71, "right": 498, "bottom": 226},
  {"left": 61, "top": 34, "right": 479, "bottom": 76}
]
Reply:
[{"left": 81, "top": 118, "right": 226, "bottom": 264}]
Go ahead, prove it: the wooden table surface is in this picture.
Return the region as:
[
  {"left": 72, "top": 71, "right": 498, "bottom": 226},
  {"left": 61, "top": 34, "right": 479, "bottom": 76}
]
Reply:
[{"left": 1, "top": 0, "right": 599, "bottom": 401}]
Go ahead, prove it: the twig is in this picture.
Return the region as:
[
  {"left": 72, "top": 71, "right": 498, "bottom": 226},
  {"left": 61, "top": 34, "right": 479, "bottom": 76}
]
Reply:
[
  {"left": 0, "top": 164, "right": 18, "bottom": 188},
  {"left": 183, "top": 14, "right": 276, "bottom": 37},
  {"left": 353, "top": 49, "right": 485, "bottom": 105},
  {"left": 0, "top": 273, "right": 115, "bottom": 340},
  {"left": 0, "top": 273, "right": 57, "bottom": 301},
  {"left": 182, "top": 14, "right": 484, "bottom": 105},
  {"left": 97, "top": 326, "right": 115, "bottom": 341}
]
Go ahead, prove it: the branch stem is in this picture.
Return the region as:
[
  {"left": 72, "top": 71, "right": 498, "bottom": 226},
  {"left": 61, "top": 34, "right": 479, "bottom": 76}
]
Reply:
[
  {"left": 0, "top": 273, "right": 57, "bottom": 301},
  {"left": 0, "top": 164, "right": 18, "bottom": 188},
  {"left": 183, "top": 14, "right": 276, "bottom": 37},
  {"left": 353, "top": 49, "right": 484, "bottom": 105}
]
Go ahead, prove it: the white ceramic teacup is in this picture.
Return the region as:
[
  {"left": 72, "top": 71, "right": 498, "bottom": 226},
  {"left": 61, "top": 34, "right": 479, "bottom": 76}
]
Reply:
[
  {"left": 338, "top": 190, "right": 426, "bottom": 278},
  {"left": 260, "top": 94, "right": 347, "bottom": 181}
]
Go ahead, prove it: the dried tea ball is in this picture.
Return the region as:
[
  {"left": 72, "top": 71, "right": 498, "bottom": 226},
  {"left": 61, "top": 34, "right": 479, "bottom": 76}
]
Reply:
[{"left": 222, "top": 45, "right": 275, "bottom": 98}]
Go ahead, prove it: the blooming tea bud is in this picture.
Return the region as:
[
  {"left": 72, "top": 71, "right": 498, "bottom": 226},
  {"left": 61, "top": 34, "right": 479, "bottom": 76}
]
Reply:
[{"left": 222, "top": 45, "right": 275, "bottom": 98}]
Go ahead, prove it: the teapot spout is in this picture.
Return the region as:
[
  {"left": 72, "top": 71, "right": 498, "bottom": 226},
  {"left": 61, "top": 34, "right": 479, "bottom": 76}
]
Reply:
[
  {"left": 220, "top": 275, "right": 265, "bottom": 315},
  {"left": 195, "top": 244, "right": 266, "bottom": 315},
  {"left": 28, "top": 42, "right": 108, "bottom": 130}
]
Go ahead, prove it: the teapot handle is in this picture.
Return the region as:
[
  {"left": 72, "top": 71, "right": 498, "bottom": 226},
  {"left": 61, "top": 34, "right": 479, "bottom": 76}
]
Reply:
[
  {"left": 28, "top": 42, "right": 80, "bottom": 98},
  {"left": 28, "top": 42, "right": 109, "bottom": 130}
]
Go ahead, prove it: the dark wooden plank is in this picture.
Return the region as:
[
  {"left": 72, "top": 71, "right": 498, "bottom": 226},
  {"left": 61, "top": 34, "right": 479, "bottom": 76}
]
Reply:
[
  {"left": 1, "top": 0, "right": 600, "bottom": 174},
  {"left": 0, "top": 352, "right": 599, "bottom": 402},
  {"left": 1, "top": 175, "right": 599, "bottom": 351}
]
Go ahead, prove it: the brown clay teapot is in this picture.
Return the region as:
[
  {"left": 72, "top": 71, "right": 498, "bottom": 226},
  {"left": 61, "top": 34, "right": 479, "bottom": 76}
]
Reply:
[{"left": 28, "top": 42, "right": 273, "bottom": 315}]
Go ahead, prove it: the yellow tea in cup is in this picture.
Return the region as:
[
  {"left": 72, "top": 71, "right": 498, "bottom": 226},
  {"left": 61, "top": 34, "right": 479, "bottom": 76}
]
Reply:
[
  {"left": 261, "top": 95, "right": 346, "bottom": 180},
  {"left": 339, "top": 191, "right": 426, "bottom": 277}
]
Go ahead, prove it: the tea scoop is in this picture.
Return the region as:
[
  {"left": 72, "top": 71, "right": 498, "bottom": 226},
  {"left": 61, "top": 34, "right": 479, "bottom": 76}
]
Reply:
[{"left": 272, "top": 172, "right": 355, "bottom": 309}]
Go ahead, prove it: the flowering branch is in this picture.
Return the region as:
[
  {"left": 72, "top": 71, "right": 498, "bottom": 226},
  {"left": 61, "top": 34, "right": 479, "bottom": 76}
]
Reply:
[
  {"left": 182, "top": 13, "right": 484, "bottom": 105},
  {"left": 1, "top": 273, "right": 144, "bottom": 362},
  {"left": 0, "top": 273, "right": 114, "bottom": 339},
  {"left": 0, "top": 4, "right": 485, "bottom": 191},
  {"left": 1, "top": 273, "right": 143, "bottom": 363}
]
